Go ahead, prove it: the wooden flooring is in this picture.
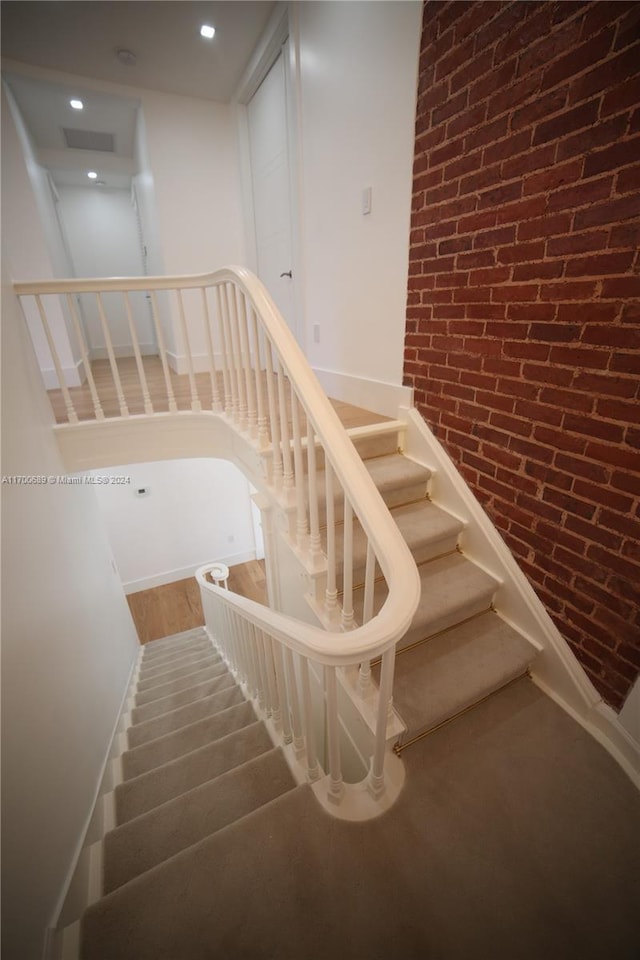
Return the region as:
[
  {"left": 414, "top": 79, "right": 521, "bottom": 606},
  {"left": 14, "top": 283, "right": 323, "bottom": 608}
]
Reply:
[
  {"left": 48, "top": 356, "right": 390, "bottom": 431},
  {"left": 128, "top": 560, "right": 267, "bottom": 645}
]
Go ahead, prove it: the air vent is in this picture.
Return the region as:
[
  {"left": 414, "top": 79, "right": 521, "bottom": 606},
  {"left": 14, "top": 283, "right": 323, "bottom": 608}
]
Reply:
[{"left": 62, "top": 128, "right": 115, "bottom": 152}]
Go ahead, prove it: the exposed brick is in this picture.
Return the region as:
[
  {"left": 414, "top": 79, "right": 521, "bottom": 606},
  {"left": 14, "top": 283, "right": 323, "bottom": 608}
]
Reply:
[{"left": 406, "top": 0, "right": 640, "bottom": 711}]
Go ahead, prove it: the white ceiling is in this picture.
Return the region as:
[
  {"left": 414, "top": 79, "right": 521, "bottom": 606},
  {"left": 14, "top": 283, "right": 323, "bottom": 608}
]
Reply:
[
  {"left": 1, "top": 1, "right": 277, "bottom": 102},
  {"left": 2, "top": 1, "right": 277, "bottom": 190}
]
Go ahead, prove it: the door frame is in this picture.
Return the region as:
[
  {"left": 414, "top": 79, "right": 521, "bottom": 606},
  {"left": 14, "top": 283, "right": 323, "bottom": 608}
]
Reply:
[{"left": 234, "top": 4, "right": 306, "bottom": 350}]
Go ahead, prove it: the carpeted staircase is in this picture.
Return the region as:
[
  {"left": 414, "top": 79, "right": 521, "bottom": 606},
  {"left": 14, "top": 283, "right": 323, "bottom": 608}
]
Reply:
[{"left": 68, "top": 419, "right": 539, "bottom": 958}]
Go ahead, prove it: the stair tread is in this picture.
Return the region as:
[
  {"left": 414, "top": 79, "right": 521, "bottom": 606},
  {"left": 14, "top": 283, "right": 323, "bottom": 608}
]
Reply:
[
  {"left": 104, "top": 748, "right": 296, "bottom": 892},
  {"left": 135, "top": 661, "right": 228, "bottom": 706},
  {"left": 142, "top": 628, "right": 207, "bottom": 658},
  {"left": 389, "top": 610, "right": 537, "bottom": 743},
  {"left": 122, "top": 701, "right": 257, "bottom": 779},
  {"left": 128, "top": 684, "right": 245, "bottom": 748},
  {"left": 82, "top": 785, "right": 314, "bottom": 960},
  {"left": 116, "top": 720, "right": 274, "bottom": 824},
  {"left": 131, "top": 671, "right": 236, "bottom": 725},
  {"left": 354, "top": 551, "right": 498, "bottom": 646},
  {"left": 138, "top": 641, "right": 214, "bottom": 677},
  {"left": 316, "top": 453, "right": 431, "bottom": 518},
  {"left": 137, "top": 652, "right": 220, "bottom": 692}
]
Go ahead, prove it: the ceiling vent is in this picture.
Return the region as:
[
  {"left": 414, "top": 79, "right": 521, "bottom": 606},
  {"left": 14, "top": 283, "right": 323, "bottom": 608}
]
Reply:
[{"left": 62, "top": 128, "right": 115, "bottom": 152}]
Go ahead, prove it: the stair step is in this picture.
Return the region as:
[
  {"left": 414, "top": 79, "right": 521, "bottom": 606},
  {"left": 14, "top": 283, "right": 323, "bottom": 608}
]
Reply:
[
  {"left": 142, "top": 628, "right": 207, "bottom": 659},
  {"left": 316, "top": 453, "right": 431, "bottom": 522},
  {"left": 138, "top": 640, "right": 214, "bottom": 678},
  {"left": 104, "top": 748, "right": 296, "bottom": 892},
  {"left": 122, "top": 701, "right": 257, "bottom": 779},
  {"left": 387, "top": 610, "right": 537, "bottom": 745},
  {"left": 115, "top": 721, "right": 274, "bottom": 824},
  {"left": 131, "top": 671, "right": 236, "bottom": 725},
  {"left": 135, "top": 661, "right": 228, "bottom": 707},
  {"left": 354, "top": 551, "right": 498, "bottom": 646},
  {"left": 82, "top": 785, "right": 314, "bottom": 960},
  {"left": 137, "top": 652, "right": 220, "bottom": 692},
  {"left": 332, "top": 499, "right": 463, "bottom": 585},
  {"left": 128, "top": 685, "right": 245, "bottom": 748}
]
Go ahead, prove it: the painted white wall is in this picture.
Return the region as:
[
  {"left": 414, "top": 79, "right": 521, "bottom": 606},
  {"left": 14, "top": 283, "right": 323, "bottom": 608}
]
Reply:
[
  {"left": 92, "top": 458, "right": 257, "bottom": 592},
  {"left": 1, "top": 81, "right": 81, "bottom": 386},
  {"left": 294, "top": 0, "right": 421, "bottom": 390},
  {"left": 55, "top": 184, "right": 155, "bottom": 356},
  {"left": 0, "top": 269, "right": 139, "bottom": 960}
]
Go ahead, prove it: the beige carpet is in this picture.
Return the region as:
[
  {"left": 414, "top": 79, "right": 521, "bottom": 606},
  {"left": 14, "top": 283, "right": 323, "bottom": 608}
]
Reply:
[{"left": 83, "top": 676, "right": 640, "bottom": 960}]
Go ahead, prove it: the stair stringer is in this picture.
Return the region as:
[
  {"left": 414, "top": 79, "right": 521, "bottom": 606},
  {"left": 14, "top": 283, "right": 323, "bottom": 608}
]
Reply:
[{"left": 399, "top": 406, "right": 640, "bottom": 788}]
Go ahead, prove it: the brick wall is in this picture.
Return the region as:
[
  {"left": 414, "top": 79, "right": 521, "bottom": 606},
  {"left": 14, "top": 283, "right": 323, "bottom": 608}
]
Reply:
[{"left": 404, "top": 0, "right": 640, "bottom": 710}]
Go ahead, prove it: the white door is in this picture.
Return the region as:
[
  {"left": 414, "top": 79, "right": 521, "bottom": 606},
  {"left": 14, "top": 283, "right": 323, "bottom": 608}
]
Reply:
[{"left": 247, "top": 50, "right": 296, "bottom": 338}]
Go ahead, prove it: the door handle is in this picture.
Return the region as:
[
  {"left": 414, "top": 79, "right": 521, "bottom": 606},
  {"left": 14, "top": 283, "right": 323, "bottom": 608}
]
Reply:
[{"left": 279, "top": 270, "right": 292, "bottom": 278}]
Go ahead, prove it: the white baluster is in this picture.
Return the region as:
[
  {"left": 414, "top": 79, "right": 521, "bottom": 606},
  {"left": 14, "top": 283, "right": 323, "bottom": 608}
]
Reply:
[
  {"left": 264, "top": 340, "right": 283, "bottom": 486},
  {"left": 325, "top": 666, "right": 344, "bottom": 802},
  {"left": 149, "top": 291, "right": 177, "bottom": 413},
  {"left": 265, "top": 637, "right": 282, "bottom": 727},
  {"left": 306, "top": 423, "right": 322, "bottom": 560},
  {"left": 96, "top": 293, "right": 128, "bottom": 417},
  {"left": 276, "top": 361, "right": 294, "bottom": 490},
  {"left": 228, "top": 286, "right": 247, "bottom": 428},
  {"left": 123, "top": 292, "right": 153, "bottom": 414},
  {"left": 221, "top": 283, "right": 240, "bottom": 418},
  {"left": 215, "top": 285, "right": 232, "bottom": 414},
  {"left": 324, "top": 462, "right": 338, "bottom": 614},
  {"left": 291, "top": 394, "right": 308, "bottom": 546},
  {"left": 176, "top": 290, "right": 201, "bottom": 412},
  {"left": 201, "top": 287, "right": 222, "bottom": 412},
  {"left": 358, "top": 540, "right": 376, "bottom": 693},
  {"left": 273, "top": 642, "right": 292, "bottom": 744},
  {"left": 368, "top": 647, "right": 396, "bottom": 800},
  {"left": 254, "top": 627, "right": 269, "bottom": 712},
  {"left": 285, "top": 648, "right": 305, "bottom": 755},
  {"left": 251, "top": 310, "right": 269, "bottom": 447},
  {"left": 65, "top": 293, "right": 102, "bottom": 420},
  {"left": 34, "top": 295, "right": 79, "bottom": 423},
  {"left": 341, "top": 497, "right": 355, "bottom": 630},
  {"left": 300, "top": 656, "right": 320, "bottom": 782},
  {"left": 237, "top": 292, "right": 257, "bottom": 437}
]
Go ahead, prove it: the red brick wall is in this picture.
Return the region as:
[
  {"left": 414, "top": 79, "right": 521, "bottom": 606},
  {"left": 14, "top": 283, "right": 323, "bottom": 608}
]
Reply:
[{"left": 404, "top": 0, "right": 640, "bottom": 710}]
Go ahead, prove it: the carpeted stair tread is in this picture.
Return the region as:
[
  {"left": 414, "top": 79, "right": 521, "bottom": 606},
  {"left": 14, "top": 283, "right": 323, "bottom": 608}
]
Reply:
[
  {"left": 115, "top": 720, "right": 274, "bottom": 824},
  {"left": 354, "top": 551, "right": 498, "bottom": 646},
  {"left": 316, "top": 453, "right": 431, "bottom": 522},
  {"left": 142, "top": 628, "right": 207, "bottom": 658},
  {"left": 128, "top": 684, "right": 246, "bottom": 748},
  {"left": 122, "top": 701, "right": 257, "bottom": 779},
  {"left": 137, "top": 652, "right": 220, "bottom": 692},
  {"left": 131, "top": 671, "right": 236, "bottom": 725},
  {"left": 81, "top": 785, "right": 314, "bottom": 960},
  {"left": 104, "top": 748, "right": 296, "bottom": 892},
  {"left": 388, "top": 610, "right": 538, "bottom": 744},
  {"left": 135, "top": 661, "right": 228, "bottom": 706},
  {"left": 138, "top": 641, "right": 215, "bottom": 678},
  {"left": 332, "top": 500, "right": 464, "bottom": 584}
]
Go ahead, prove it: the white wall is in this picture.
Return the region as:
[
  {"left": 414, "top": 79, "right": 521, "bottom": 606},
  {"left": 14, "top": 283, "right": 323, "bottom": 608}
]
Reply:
[
  {"left": 56, "top": 184, "right": 155, "bottom": 356},
  {"left": 92, "top": 459, "right": 258, "bottom": 592},
  {"left": 2, "top": 81, "right": 81, "bottom": 386},
  {"left": 0, "top": 269, "right": 139, "bottom": 960},
  {"left": 294, "top": 0, "right": 421, "bottom": 391}
]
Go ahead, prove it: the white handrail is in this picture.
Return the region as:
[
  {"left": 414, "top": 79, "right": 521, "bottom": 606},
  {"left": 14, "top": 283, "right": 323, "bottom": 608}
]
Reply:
[{"left": 16, "top": 266, "right": 421, "bottom": 813}]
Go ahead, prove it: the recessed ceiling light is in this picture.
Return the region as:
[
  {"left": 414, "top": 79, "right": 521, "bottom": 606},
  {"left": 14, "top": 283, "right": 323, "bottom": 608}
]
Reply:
[
  {"left": 200, "top": 24, "right": 215, "bottom": 39},
  {"left": 87, "top": 171, "right": 98, "bottom": 180},
  {"left": 70, "top": 99, "right": 83, "bottom": 110}
]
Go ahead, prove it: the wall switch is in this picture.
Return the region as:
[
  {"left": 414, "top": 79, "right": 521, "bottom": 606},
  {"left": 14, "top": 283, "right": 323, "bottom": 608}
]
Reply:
[
  {"left": 135, "top": 487, "right": 150, "bottom": 497},
  {"left": 362, "top": 186, "right": 372, "bottom": 215},
  {"left": 313, "top": 324, "right": 320, "bottom": 343}
]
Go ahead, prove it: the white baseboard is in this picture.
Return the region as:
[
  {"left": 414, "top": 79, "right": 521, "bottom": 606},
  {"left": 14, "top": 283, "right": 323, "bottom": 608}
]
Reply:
[
  {"left": 40, "top": 358, "right": 84, "bottom": 391},
  {"left": 312, "top": 366, "right": 413, "bottom": 419},
  {"left": 123, "top": 550, "right": 257, "bottom": 594},
  {"left": 167, "top": 350, "right": 224, "bottom": 376},
  {"left": 88, "top": 343, "right": 156, "bottom": 360}
]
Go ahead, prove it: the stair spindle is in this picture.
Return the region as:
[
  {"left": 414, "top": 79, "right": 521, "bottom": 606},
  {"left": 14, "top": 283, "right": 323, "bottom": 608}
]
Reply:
[
  {"left": 215, "top": 285, "right": 232, "bottom": 414},
  {"left": 201, "top": 287, "right": 222, "bottom": 412},
  {"left": 149, "top": 291, "right": 178, "bottom": 413},
  {"left": 65, "top": 292, "right": 103, "bottom": 420},
  {"left": 250, "top": 309, "right": 270, "bottom": 448},
  {"left": 96, "top": 293, "right": 128, "bottom": 417},
  {"left": 291, "top": 394, "right": 309, "bottom": 546},
  {"left": 228, "top": 286, "right": 247, "bottom": 429},
  {"left": 175, "top": 290, "right": 201, "bottom": 412},
  {"left": 264, "top": 340, "right": 283, "bottom": 486},
  {"left": 237, "top": 292, "right": 257, "bottom": 437},
  {"left": 123, "top": 292, "right": 153, "bottom": 414},
  {"left": 276, "top": 361, "right": 294, "bottom": 490},
  {"left": 325, "top": 666, "right": 344, "bottom": 802},
  {"left": 324, "top": 462, "right": 338, "bottom": 614},
  {"left": 341, "top": 498, "right": 355, "bottom": 630},
  {"left": 300, "top": 656, "right": 320, "bottom": 782}
]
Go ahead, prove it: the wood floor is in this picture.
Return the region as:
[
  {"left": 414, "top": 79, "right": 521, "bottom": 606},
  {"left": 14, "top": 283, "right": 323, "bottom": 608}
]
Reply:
[
  {"left": 48, "top": 356, "right": 390, "bottom": 431},
  {"left": 127, "top": 559, "right": 267, "bottom": 645}
]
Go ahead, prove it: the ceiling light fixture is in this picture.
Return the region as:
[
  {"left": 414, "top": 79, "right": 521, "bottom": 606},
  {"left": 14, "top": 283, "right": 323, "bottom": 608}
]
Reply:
[
  {"left": 70, "top": 99, "right": 84, "bottom": 110},
  {"left": 116, "top": 49, "right": 137, "bottom": 66},
  {"left": 87, "top": 171, "right": 98, "bottom": 180},
  {"left": 200, "top": 24, "right": 215, "bottom": 39}
]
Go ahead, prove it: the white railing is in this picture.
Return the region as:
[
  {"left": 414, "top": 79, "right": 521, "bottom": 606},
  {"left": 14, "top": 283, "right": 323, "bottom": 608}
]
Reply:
[{"left": 15, "top": 267, "right": 421, "bottom": 813}]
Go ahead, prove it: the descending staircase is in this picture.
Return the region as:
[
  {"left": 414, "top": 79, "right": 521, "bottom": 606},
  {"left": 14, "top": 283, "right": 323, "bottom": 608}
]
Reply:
[{"left": 325, "top": 425, "right": 538, "bottom": 750}]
